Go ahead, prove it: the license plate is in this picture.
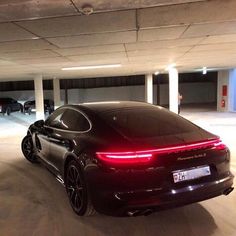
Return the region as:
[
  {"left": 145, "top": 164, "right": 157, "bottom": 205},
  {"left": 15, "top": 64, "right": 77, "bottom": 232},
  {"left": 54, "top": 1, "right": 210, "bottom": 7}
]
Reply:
[{"left": 173, "top": 166, "right": 211, "bottom": 183}]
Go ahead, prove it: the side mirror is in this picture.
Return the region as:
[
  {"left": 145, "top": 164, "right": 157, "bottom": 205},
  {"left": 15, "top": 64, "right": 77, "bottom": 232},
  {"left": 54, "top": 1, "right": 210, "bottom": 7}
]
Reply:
[{"left": 34, "top": 120, "right": 45, "bottom": 128}]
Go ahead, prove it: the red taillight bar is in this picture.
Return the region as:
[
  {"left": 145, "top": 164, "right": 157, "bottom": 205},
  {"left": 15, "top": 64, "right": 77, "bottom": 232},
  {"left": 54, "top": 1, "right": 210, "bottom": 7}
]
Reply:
[
  {"left": 96, "top": 152, "right": 152, "bottom": 164},
  {"left": 96, "top": 139, "right": 226, "bottom": 164}
]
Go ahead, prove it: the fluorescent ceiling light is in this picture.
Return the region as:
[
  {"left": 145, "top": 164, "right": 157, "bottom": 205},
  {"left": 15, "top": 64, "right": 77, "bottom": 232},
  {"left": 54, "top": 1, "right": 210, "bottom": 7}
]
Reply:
[
  {"left": 31, "top": 36, "right": 40, "bottom": 40},
  {"left": 62, "top": 64, "right": 122, "bottom": 71}
]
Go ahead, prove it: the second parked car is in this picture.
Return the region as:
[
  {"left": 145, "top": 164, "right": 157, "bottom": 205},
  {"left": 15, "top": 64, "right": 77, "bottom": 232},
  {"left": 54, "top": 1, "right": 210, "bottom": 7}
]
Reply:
[
  {"left": 24, "top": 99, "right": 54, "bottom": 115},
  {"left": 0, "top": 97, "right": 23, "bottom": 115}
]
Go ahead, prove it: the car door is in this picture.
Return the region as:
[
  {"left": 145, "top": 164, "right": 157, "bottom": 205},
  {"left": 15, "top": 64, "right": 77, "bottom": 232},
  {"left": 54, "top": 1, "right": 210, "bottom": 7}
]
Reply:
[
  {"left": 47, "top": 108, "right": 91, "bottom": 175},
  {"left": 37, "top": 108, "right": 66, "bottom": 172}
]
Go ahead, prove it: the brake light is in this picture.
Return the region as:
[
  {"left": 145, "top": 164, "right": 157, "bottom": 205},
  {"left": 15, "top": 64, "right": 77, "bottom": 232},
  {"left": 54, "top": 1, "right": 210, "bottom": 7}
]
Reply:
[
  {"left": 96, "top": 151, "right": 153, "bottom": 164},
  {"left": 96, "top": 139, "right": 226, "bottom": 164},
  {"left": 213, "top": 141, "right": 227, "bottom": 150}
]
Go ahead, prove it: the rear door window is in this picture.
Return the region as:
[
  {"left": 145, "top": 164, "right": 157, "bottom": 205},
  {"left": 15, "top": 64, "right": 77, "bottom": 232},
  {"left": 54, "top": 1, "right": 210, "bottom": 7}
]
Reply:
[
  {"left": 45, "top": 108, "right": 65, "bottom": 129},
  {"left": 60, "top": 109, "right": 91, "bottom": 132}
]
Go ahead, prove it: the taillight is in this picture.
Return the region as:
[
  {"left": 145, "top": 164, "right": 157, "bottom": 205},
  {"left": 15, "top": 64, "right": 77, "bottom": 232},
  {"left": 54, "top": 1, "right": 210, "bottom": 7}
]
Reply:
[
  {"left": 96, "top": 139, "right": 226, "bottom": 164},
  {"left": 96, "top": 151, "right": 153, "bottom": 164},
  {"left": 213, "top": 140, "right": 227, "bottom": 150},
  {"left": 153, "top": 139, "right": 227, "bottom": 153}
]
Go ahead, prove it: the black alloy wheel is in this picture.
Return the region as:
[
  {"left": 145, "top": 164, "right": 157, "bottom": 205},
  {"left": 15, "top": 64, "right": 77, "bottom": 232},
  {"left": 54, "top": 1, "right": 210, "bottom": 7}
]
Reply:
[
  {"left": 21, "top": 135, "right": 38, "bottom": 163},
  {"left": 65, "top": 160, "right": 95, "bottom": 216}
]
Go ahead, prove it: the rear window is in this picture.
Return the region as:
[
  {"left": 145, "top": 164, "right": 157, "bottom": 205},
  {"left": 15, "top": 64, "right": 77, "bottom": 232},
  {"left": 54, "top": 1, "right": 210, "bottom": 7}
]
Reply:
[{"left": 100, "top": 106, "right": 200, "bottom": 138}]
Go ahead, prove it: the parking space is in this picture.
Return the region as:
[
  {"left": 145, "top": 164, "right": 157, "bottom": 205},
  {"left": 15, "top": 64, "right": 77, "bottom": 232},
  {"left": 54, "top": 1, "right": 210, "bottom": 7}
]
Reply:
[
  {"left": 0, "top": 113, "right": 34, "bottom": 138},
  {"left": 0, "top": 109, "right": 235, "bottom": 236},
  {"left": 182, "top": 108, "right": 236, "bottom": 169}
]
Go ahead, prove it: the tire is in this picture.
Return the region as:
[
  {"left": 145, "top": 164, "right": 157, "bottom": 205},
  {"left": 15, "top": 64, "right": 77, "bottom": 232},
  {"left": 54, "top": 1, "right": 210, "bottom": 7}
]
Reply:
[
  {"left": 48, "top": 108, "right": 53, "bottom": 115},
  {"left": 65, "top": 160, "right": 95, "bottom": 216},
  {"left": 6, "top": 107, "right": 11, "bottom": 116},
  {"left": 21, "top": 135, "right": 38, "bottom": 163},
  {"left": 20, "top": 105, "right": 23, "bottom": 113}
]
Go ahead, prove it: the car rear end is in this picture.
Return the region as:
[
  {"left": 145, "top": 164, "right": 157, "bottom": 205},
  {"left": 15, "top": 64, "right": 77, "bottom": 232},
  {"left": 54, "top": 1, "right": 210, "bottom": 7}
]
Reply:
[
  {"left": 24, "top": 101, "right": 35, "bottom": 114},
  {"left": 0, "top": 98, "right": 9, "bottom": 114},
  {"left": 44, "top": 99, "right": 54, "bottom": 114},
  {"left": 85, "top": 104, "right": 234, "bottom": 216}
]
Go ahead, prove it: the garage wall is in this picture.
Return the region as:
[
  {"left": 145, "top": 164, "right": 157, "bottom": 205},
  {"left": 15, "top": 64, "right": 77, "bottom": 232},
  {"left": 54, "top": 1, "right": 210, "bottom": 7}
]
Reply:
[
  {"left": 160, "top": 82, "right": 217, "bottom": 105},
  {"left": 0, "top": 82, "right": 216, "bottom": 105},
  {"left": 68, "top": 85, "right": 158, "bottom": 104},
  {"left": 218, "top": 69, "right": 236, "bottom": 112},
  {"left": 68, "top": 82, "right": 216, "bottom": 105}
]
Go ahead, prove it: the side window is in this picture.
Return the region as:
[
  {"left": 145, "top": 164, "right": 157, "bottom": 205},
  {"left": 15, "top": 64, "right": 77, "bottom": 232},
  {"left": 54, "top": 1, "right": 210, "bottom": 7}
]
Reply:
[
  {"left": 60, "top": 109, "right": 90, "bottom": 132},
  {"left": 45, "top": 109, "right": 65, "bottom": 129}
]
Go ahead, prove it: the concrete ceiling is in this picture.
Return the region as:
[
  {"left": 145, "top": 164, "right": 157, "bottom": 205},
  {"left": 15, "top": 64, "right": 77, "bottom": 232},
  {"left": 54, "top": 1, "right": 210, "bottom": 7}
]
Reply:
[{"left": 0, "top": 0, "right": 236, "bottom": 80}]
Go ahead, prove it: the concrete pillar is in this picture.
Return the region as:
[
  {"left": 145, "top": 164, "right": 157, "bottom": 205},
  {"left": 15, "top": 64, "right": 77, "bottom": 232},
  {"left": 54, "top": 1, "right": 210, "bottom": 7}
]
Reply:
[
  {"left": 217, "top": 70, "right": 236, "bottom": 112},
  {"left": 53, "top": 78, "right": 61, "bottom": 109},
  {"left": 34, "top": 74, "right": 44, "bottom": 120},
  {"left": 168, "top": 67, "right": 179, "bottom": 114},
  {"left": 145, "top": 74, "right": 153, "bottom": 104},
  {"left": 64, "top": 80, "right": 68, "bottom": 104},
  {"left": 229, "top": 69, "right": 236, "bottom": 112}
]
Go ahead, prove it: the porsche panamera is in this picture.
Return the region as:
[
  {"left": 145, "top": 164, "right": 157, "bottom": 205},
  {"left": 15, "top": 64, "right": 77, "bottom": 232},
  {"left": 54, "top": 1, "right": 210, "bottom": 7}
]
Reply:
[{"left": 21, "top": 101, "right": 234, "bottom": 216}]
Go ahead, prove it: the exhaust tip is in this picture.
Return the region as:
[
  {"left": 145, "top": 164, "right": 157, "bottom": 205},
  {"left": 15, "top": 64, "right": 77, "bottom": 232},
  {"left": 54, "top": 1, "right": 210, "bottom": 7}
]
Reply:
[
  {"left": 143, "top": 209, "right": 154, "bottom": 216},
  {"left": 223, "top": 187, "right": 234, "bottom": 195},
  {"left": 127, "top": 209, "right": 154, "bottom": 217},
  {"left": 127, "top": 210, "right": 140, "bottom": 217}
]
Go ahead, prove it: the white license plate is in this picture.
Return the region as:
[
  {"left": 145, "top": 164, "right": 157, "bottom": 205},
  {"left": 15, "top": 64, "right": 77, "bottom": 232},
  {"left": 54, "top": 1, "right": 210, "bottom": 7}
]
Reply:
[{"left": 173, "top": 166, "right": 211, "bottom": 183}]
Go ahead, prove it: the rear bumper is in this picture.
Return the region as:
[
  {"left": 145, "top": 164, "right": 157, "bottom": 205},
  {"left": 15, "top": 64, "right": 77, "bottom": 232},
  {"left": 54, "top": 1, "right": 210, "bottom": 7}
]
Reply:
[
  {"left": 89, "top": 173, "right": 234, "bottom": 216},
  {"left": 24, "top": 106, "right": 53, "bottom": 113}
]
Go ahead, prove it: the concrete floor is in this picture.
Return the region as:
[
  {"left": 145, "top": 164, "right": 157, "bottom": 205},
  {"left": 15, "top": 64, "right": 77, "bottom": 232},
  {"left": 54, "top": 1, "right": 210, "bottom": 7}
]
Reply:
[{"left": 0, "top": 109, "right": 235, "bottom": 236}]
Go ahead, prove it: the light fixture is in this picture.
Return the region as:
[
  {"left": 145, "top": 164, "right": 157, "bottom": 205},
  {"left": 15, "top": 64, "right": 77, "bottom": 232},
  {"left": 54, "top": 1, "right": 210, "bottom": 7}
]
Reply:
[
  {"left": 80, "top": 4, "right": 94, "bottom": 15},
  {"left": 62, "top": 64, "right": 122, "bottom": 71},
  {"left": 154, "top": 71, "right": 160, "bottom": 75},
  {"left": 203, "top": 67, "right": 207, "bottom": 75},
  {"left": 95, "top": 138, "right": 224, "bottom": 165}
]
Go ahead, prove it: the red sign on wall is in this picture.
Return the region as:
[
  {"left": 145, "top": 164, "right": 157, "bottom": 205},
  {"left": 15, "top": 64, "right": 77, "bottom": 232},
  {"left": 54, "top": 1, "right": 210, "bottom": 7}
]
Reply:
[{"left": 222, "top": 85, "right": 227, "bottom": 96}]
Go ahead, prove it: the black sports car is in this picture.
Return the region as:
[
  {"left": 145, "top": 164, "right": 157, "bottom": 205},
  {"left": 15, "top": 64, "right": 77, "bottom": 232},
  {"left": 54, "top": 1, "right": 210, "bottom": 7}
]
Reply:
[
  {"left": 21, "top": 101, "right": 234, "bottom": 216},
  {"left": 24, "top": 99, "right": 54, "bottom": 115},
  {"left": 0, "top": 97, "right": 23, "bottom": 115}
]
